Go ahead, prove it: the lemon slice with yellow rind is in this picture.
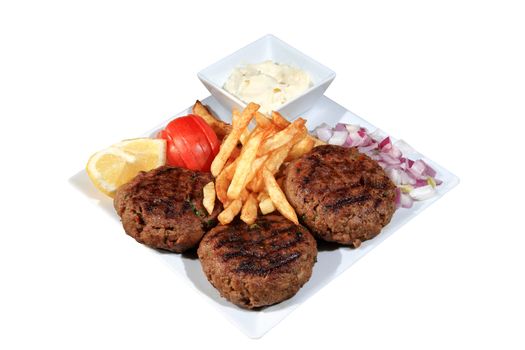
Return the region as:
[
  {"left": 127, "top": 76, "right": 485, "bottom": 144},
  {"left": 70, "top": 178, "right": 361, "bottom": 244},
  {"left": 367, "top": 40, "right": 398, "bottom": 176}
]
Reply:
[{"left": 86, "top": 138, "right": 166, "bottom": 197}]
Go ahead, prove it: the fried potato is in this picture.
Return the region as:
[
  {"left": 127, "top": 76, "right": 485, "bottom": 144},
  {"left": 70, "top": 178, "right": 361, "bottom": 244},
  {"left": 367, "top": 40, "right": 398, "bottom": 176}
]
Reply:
[
  {"left": 192, "top": 100, "right": 232, "bottom": 140},
  {"left": 227, "top": 130, "right": 264, "bottom": 200},
  {"left": 223, "top": 158, "right": 239, "bottom": 180},
  {"left": 257, "top": 118, "right": 306, "bottom": 155},
  {"left": 258, "top": 192, "right": 276, "bottom": 215},
  {"left": 211, "top": 102, "right": 259, "bottom": 177},
  {"left": 202, "top": 182, "right": 216, "bottom": 215},
  {"left": 255, "top": 111, "right": 273, "bottom": 128},
  {"left": 264, "top": 143, "right": 292, "bottom": 175},
  {"left": 209, "top": 102, "right": 325, "bottom": 225},
  {"left": 285, "top": 134, "right": 316, "bottom": 161},
  {"left": 215, "top": 168, "right": 231, "bottom": 205},
  {"left": 262, "top": 168, "right": 298, "bottom": 224},
  {"left": 225, "top": 146, "right": 241, "bottom": 167},
  {"left": 218, "top": 199, "right": 243, "bottom": 225},
  {"left": 257, "top": 191, "right": 268, "bottom": 202},
  {"left": 246, "top": 154, "right": 268, "bottom": 185},
  {"left": 272, "top": 111, "right": 326, "bottom": 148},
  {"left": 234, "top": 109, "right": 253, "bottom": 145},
  {"left": 240, "top": 193, "right": 258, "bottom": 225},
  {"left": 271, "top": 111, "right": 290, "bottom": 129},
  {"left": 247, "top": 168, "right": 265, "bottom": 193}
]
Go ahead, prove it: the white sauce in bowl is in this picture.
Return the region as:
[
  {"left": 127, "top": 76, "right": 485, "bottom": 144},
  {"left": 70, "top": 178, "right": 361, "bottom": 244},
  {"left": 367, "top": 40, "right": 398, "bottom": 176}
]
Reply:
[{"left": 224, "top": 60, "right": 311, "bottom": 115}]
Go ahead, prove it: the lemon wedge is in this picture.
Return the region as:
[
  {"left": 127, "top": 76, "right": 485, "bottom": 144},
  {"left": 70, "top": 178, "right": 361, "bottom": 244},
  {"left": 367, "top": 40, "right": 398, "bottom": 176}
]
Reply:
[{"left": 86, "top": 138, "right": 166, "bottom": 197}]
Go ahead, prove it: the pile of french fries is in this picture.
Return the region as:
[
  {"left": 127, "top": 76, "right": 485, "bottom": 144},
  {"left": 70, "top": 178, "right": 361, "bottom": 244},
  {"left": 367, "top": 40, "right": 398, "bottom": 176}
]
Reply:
[{"left": 198, "top": 102, "right": 324, "bottom": 226}]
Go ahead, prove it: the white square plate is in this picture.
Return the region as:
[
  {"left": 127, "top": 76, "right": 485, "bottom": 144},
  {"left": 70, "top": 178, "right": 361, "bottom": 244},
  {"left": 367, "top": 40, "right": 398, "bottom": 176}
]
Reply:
[{"left": 70, "top": 95, "right": 459, "bottom": 338}]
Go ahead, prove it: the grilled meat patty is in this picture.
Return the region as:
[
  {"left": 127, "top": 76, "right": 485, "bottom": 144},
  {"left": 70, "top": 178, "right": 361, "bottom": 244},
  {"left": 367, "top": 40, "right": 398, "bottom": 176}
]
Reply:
[
  {"left": 114, "top": 166, "right": 221, "bottom": 253},
  {"left": 197, "top": 215, "right": 317, "bottom": 309},
  {"left": 283, "top": 145, "right": 396, "bottom": 247}
]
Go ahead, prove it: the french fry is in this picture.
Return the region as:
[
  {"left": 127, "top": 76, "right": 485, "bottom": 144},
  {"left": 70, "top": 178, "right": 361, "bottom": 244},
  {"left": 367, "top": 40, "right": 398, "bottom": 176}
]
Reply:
[
  {"left": 223, "top": 157, "right": 239, "bottom": 180},
  {"left": 202, "top": 182, "right": 216, "bottom": 215},
  {"left": 262, "top": 168, "right": 298, "bottom": 224},
  {"left": 239, "top": 129, "right": 251, "bottom": 145},
  {"left": 257, "top": 118, "right": 306, "bottom": 156},
  {"left": 225, "top": 146, "right": 241, "bottom": 166},
  {"left": 264, "top": 142, "right": 295, "bottom": 175},
  {"left": 210, "top": 102, "right": 259, "bottom": 177},
  {"left": 247, "top": 168, "right": 265, "bottom": 192},
  {"left": 255, "top": 111, "right": 273, "bottom": 128},
  {"left": 240, "top": 188, "right": 250, "bottom": 202},
  {"left": 215, "top": 169, "right": 231, "bottom": 205},
  {"left": 272, "top": 111, "right": 326, "bottom": 148},
  {"left": 258, "top": 192, "right": 276, "bottom": 215},
  {"left": 285, "top": 135, "right": 316, "bottom": 161},
  {"left": 240, "top": 193, "right": 258, "bottom": 225},
  {"left": 209, "top": 102, "right": 322, "bottom": 224},
  {"left": 231, "top": 108, "right": 240, "bottom": 125},
  {"left": 218, "top": 199, "right": 243, "bottom": 225},
  {"left": 271, "top": 111, "right": 290, "bottom": 129},
  {"left": 246, "top": 154, "right": 268, "bottom": 185},
  {"left": 257, "top": 191, "right": 268, "bottom": 202},
  {"left": 227, "top": 130, "right": 264, "bottom": 200},
  {"left": 234, "top": 109, "right": 253, "bottom": 145},
  {"left": 192, "top": 100, "right": 232, "bottom": 140}
]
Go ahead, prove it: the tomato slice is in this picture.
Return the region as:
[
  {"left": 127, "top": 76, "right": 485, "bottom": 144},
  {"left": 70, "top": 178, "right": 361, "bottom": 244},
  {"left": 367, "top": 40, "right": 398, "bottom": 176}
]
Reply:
[
  {"left": 157, "top": 129, "right": 185, "bottom": 167},
  {"left": 189, "top": 114, "right": 220, "bottom": 155},
  {"left": 159, "top": 114, "right": 221, "bottom": 172},
  {"left": 187, "top": 114, "right": 221, "bottom": 171},
  {"left": 167, "top": 126, "right": 200, "bottom": 170},
  {"left": 183, "top": 116, "right": 215, "bottom": 170},
  {"left": 165, "top": 117, "right": 206, "bottom": 171}
]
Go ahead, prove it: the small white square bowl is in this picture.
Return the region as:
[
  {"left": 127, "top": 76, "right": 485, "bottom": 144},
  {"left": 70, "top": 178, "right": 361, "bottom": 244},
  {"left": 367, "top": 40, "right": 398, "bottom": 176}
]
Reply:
[{"left": 197, "top": 34, "right": 336, "bottom": 118}]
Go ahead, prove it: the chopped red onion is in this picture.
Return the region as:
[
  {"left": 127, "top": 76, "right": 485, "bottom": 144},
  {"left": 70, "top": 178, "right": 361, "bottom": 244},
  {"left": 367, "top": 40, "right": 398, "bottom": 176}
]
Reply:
[
  {"left": 358, "top": 142, "right": 378, "bottom": 153},
  {"left": 329, "top": 130, "right": 348, "bottom": 146},
  {"left": 386, "top": 168, "right": 402, "bottom": 186},
  {"left": 310, "top": 122, "right": 441, "bottom": 207},
  {"left": 335, "top": 123, "right": 347, "bottom": 132},
  {"left": 421, "top": 160, "right": 437, "bottom": 177},
  {"left": 345, "top": 124, "right": 360, "bottom": 133},
  {"left": 414, "top": 179, "right": 428, "bottom": 188},
  {"left": 409, "top": 185, "right": 436, "bottom": 201},
  {"left": 316, "top": 127, "right": 332, "bottom": 142},
  {"left": 379, "top": 136, "right": 391, "bottom": 150},
  {"left": 400, "top": 192, "right": 414, "bottom": 208},
  {"left": 380, "top": 153, "right": 402, "bottom": 165},
  {"left": 411, "top": 159, "right": 426, "bottom": 175}
]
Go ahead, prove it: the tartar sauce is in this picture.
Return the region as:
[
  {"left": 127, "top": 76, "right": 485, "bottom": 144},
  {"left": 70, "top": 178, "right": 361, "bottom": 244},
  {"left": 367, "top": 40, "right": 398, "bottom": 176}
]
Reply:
[{"left": 224, "top": 60, "right": 311, "bottom": 115}]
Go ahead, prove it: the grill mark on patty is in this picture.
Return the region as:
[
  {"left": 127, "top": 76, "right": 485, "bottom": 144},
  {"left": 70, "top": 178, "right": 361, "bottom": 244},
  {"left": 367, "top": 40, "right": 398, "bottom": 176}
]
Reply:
[
  {"left": 220, "top": 230, "right": 304, "bottom": 260},
  {"left": 115, "top": 166, "right": 221, "bottom": 253},
  {"left": 324, "top": 193, "right": 371, "bottom": 210},
  {"left": 135, "top": 167, "right": 208, "bottom": 220},
  {"left": 283, "top": 145, "right": 396, "bottom": 246},
  {"left": 300, "top": 156, "right": 320, "bottom": 186},
  {"left": 234, "top": 252, "right": 301, "bottom": 276},
  {"left": 212, "top": 225, "right": 305, "bottom": 276},
  {"left": 214, "top": 225, "right": 295, "bottom": 249}
]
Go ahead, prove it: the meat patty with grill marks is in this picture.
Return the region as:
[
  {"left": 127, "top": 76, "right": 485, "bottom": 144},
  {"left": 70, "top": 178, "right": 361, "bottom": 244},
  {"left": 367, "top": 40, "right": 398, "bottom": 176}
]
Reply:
[
  {"left": 283, "top": 145, "right": 396, "bottom": 247},
  {"left": 114, "top": 166, "right": 221, "bottom": 253},
  {"left": 197, "top": 215, "right": 317, "bottom": 309}
]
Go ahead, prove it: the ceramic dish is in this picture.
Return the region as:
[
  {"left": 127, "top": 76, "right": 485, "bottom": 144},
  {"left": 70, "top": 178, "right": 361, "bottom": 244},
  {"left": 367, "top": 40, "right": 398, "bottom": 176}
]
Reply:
[
  {"left": 198, "top": 34, "right": 336, "bottom": 118},
  {"left": 70, "top": 95, "right": 459, "bottom": 338}
]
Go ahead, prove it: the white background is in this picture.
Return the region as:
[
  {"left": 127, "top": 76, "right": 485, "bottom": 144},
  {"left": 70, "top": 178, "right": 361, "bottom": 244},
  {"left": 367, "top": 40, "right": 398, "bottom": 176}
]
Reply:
[{"left": 1, "top": 0, "right": 524, "bottom": 348}]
